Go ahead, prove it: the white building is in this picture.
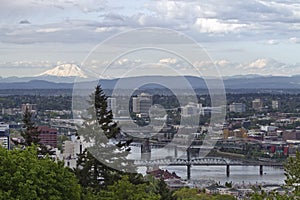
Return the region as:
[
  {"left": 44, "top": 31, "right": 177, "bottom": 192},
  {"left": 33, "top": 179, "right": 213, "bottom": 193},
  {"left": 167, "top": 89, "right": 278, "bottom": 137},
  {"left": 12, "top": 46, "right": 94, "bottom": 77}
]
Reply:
[
  {"left": 107, "top": 97, "right": 117, "bottom": 114},
  {"left": 229, "top": 103, "right": 246, "bottom": 113},
  {"left": 181, "top": 102, "right": 202, "bottom": 116},
  {"left": 132, "top": 93, "right": 152, "bottom": 115},
  {"left": 272, "top": 100, "right": 279, "bottom": 110},
  {"left": 261, "top": 125, "right": 278, "bottom": 132},
  {"left": 62, "top": 136, "right": 93, "bottom": 168},
  {"left": 0, "top": 123, "right": 10, "bottom": 149}
]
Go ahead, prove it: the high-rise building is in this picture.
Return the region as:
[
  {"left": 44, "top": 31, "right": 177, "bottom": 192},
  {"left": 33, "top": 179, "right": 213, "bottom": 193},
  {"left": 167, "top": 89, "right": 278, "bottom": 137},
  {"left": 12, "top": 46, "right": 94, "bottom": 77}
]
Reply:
[
  {"left": 229, "top": 103, "right": 246, "bottom": 113},
  {"left": 21, "top": 103, "right": 37, "bottom": 114},
  {"left": 132, "top": 93, "right": 152, "bottom": 115},
  {"left": 107, "top": 97, "right": 117, "bottom": 114},
  {"left": 272, "top": 100, "right": 280, "bottom": 110},
  {"left": 252, "top": 99, "right": 263, "bottom": 111},
  {"left": 0, "top": 123, "right": 10, "bottom": 149}
]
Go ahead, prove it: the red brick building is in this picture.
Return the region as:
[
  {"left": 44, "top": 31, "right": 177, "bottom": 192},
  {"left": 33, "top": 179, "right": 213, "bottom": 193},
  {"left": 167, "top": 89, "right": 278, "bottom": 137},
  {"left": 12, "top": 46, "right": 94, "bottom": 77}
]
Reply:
[
  {"left": 38, "top": 126, "right": 57, "bottom": 148},
  {"left": 282, "top": 130, "right": 300, "bottom": 141}
]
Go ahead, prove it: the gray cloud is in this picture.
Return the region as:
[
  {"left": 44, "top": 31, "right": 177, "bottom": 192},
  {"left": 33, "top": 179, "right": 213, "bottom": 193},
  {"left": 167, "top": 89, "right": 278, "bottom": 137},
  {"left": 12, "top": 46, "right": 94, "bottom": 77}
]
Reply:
[{"left": 1, "top": 0, "right": 300, "bottom": 44}]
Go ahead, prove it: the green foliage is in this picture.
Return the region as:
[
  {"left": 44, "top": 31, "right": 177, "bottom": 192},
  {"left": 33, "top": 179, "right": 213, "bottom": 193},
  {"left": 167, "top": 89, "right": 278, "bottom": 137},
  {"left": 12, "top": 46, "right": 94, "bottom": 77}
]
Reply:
[
  {"left": 225, "top": 181, "right": 232, "bottom": 188},
  {"left": 213, "top": 194, "right": 235, "bottom": 200},
  {"left": 93, "top": 85, "right": 119, "bottom": 139},
  {"left": 99, "top": 175, "right": 161, "bottom": 200},
  {"left": 144, "top": 175, "right": 175, "bottom": 200},
  {"left": 14, "top": 108, "right": 53, "bottom": 155},
  {"left": 0, "top": 146, "right": 81, "bottom": 200},
  {"left": 20, "top": 107, "right": 40, "bottom": 146},
  {"left": 284, "top": 151, "right": 300, "bottom": 196},
  {"left": 74, "top": 148, "right": 127, "bottom": 191},
  {"left": 251, "top": 191, "right": 295, "bottom": 200},
  {"left": 172, "top": 187, "right": 200, "bottom": 200},
  {"left": 75, "top": 85, "right": 134, "bottom": 192},
  {"left": 172, "top": 187, "right": 237, "bottom": 200}
]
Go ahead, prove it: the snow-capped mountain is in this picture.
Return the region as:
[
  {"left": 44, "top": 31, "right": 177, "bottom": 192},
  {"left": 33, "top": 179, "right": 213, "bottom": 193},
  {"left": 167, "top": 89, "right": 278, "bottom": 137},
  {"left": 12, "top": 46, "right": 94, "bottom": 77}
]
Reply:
[{"left": 38, "top": 64, "right": 87, "bottom": 78}]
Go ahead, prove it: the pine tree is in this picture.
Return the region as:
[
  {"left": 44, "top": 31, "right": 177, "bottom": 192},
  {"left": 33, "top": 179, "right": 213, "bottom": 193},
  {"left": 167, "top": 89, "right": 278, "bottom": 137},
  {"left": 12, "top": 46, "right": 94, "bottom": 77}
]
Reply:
[
  {"left": 13, "top": 107, "right": 53, "bottom": 155},
  {"left": 75, "top": 85, "right": 134, "bottom": 192},
  {"left": 21, "top": 107, "right": 40, "bottom": 146}
]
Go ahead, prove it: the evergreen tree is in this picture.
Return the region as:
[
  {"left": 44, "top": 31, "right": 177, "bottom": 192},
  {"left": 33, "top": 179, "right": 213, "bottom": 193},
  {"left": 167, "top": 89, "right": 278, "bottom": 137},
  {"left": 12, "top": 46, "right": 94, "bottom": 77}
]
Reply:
[
  {"left": 99, "top": 175, "right": 160, "bottom": 200},
  {"left": 20, "top": 107, "right": 40, "bottom": 146},
  {"left": 12, "top": 107, "right": 53, "bottom": 155},
  {"left": 75, "top": 85, "right": 134, "bottom": 192},
  {"left": 284, "top": 151, "right": 300, "bottom": 196},
  {"left": 157, "top": 178, "right": 175, "bottom": 200}
]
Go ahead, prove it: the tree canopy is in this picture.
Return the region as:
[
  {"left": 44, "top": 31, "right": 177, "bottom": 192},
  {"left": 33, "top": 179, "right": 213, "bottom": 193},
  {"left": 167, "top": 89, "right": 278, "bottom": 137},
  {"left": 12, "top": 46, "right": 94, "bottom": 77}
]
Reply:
[
  {"left": 0, "top": 146, "right": 81, "bottom": 200},
  {"left": 99, "top": 175, "right": 161, "bottom": 200},
  {"left": 284, "top": 151, "right": 300, "bottom": 196},
  {"left": 75, "top": 85, "right": 134, "bottom": 192}
]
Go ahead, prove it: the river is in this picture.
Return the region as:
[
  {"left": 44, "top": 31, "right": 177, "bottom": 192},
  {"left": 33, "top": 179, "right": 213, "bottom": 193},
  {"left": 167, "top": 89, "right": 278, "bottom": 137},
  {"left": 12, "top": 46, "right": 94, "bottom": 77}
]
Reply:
[{"left": 129, "top": 146, "right": 285, "bottom": 185}]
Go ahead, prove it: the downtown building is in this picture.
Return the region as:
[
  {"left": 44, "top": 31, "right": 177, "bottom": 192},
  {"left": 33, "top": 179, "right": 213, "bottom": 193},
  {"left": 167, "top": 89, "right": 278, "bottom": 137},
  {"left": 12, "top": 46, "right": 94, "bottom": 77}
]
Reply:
[
  {"left": 229, "top": 103, "right": 246, "bottom": 113},
  {"left": 0, "top": 123, "right": 10, "bottom": 149},
  {"left": 252, "top": 99, "right": 263, "bottom": 111},
  {"left": 107, "top": 97, "right": 117, "bottom": 114},
  {"left": 38, "top": 126, "right": 58, "bottom": 148},
  {"left": 132, "top": 93, "right": 152, "bottom": 117}
]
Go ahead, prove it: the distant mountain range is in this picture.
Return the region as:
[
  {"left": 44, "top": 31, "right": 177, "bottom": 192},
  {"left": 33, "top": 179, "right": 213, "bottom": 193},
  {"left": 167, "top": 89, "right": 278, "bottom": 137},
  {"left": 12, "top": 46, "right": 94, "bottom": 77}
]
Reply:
[
  {"left": 1, "top": 75, "right": 300, "bottom": 90},
  {"left": 1, "top": 63, "right": 300, "bottom": 90}
]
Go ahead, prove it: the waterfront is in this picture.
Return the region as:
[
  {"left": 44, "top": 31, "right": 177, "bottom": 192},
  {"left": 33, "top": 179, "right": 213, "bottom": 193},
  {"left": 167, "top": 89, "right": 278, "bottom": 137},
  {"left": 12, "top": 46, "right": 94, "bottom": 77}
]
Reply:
[
  {"left": 130, "top": 146, "right": 286, "bottom": 185},
  {"left": 137, "top": 165, "right": 285, "bottom": 185},
  {"left": 162, "top": 165, "right": 285, "bottom": 185}
]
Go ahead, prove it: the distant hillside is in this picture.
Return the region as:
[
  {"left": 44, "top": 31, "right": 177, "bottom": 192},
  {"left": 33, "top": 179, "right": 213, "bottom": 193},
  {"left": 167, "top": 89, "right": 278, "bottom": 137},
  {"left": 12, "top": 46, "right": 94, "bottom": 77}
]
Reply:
[{"left": 1, "top": 75, "right": 300, "bottom": 90}]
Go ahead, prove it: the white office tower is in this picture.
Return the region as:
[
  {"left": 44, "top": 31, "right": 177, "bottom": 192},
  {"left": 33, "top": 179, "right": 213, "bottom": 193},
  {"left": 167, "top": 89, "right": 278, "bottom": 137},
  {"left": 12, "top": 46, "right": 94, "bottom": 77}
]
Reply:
[
  {"left": 107, "top": 97, "right": 117, "bottom": 114},
  {"left": 0, "top": 123, "right": 10, "bottom": 149},
  {"left": 132, "top": 93, "right": 152, "bottom": 116}
]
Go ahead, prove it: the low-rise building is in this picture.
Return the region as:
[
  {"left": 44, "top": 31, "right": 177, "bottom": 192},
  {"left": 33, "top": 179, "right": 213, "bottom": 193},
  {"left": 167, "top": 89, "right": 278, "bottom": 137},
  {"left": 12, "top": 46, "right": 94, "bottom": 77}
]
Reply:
[{"left": 229, "top": 103, "right": 246, "bottom": 113}]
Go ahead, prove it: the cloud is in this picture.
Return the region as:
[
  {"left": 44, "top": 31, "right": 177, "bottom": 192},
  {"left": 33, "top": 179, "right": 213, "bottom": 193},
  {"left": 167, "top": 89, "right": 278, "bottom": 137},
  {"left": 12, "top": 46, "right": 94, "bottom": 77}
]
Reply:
[
  {"left": 266, "top": 39, "right": 279, "bottom": 45},
  {"left": 236, "top": 58, "right": 300, "bottom": 76},
  {"left": 0, "top": 20, "right": 125, "bottom": 44},
  {"left": 245, "top": 58, "right": 271, "bottom": 69},
  {"left": 1, "top": 0, "right": 300, "bottom": 44},
  {"left": 191, "top": 58, "right": 300, "bottom": 77},
  {"left": 159, "top": 58, "right": 177, "bottom": 64},
  {"left": 289, "top": 37, "right": 300, "bottom": 43},
  {"left": 94, "top": 27, "right": 114, "bottom": 33},
  {"left": 215, "top": 59, "right": 230, "bottom": 66},
  {"left": 36, "top": 28, "right": 62, "bottom": 33},
  {"left": 0, "top": 60, "right": 53, "bottom": 69},
  {"left": 194, "top": 18, "right": 247, "bottom": 34}
]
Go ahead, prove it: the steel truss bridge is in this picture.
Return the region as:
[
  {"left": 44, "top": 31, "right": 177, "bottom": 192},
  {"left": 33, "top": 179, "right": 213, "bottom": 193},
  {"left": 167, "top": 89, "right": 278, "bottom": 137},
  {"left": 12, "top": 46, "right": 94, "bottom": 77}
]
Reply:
[{"left": 134, "top": 157, "right": 283, "bottom": 180}]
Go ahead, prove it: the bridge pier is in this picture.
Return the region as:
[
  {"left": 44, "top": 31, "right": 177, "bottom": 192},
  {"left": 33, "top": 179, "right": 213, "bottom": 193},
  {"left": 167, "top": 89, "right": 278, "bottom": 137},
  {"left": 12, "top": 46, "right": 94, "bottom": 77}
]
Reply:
[
  {"left": 187, "top": 148, "right": 191, "bottom": 180},
  {"left": 259, "top": 165, "right": 263, "bottom": 176},
  {"left": 174, "top": 146, "right": 178, "bottom": 158},
  {"left": 141, "top": 138, "right": 151, "bottom": 160},
  {"left": 226, "top": 164, "right": 230, "bottom": 177},
  {"left": 187, "top": 164, "right": 191, "bottom": 180}
]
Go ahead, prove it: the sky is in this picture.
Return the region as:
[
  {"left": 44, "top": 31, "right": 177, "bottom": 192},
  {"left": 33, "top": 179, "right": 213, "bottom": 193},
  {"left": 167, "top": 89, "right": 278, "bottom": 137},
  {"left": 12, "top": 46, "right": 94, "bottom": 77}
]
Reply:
[{"left": 1, "top": 0, "right": 300, "bottom": 78}]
